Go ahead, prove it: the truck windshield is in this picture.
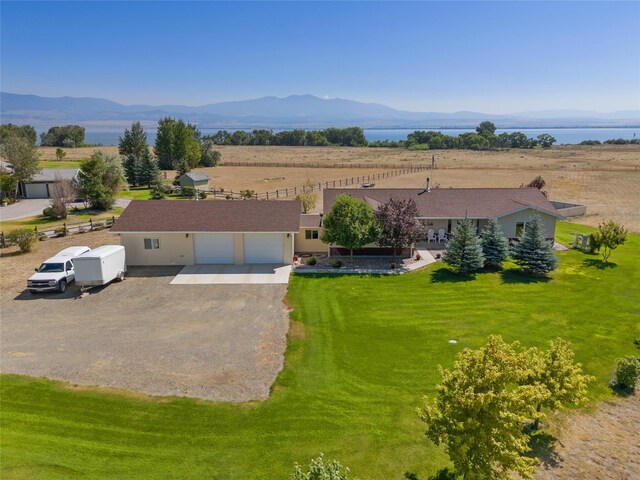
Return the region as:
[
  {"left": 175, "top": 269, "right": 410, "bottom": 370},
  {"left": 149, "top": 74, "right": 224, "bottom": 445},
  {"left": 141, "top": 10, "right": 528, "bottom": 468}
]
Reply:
[{"left": 37, "top": 263, "right": 64, "bottom": 273}]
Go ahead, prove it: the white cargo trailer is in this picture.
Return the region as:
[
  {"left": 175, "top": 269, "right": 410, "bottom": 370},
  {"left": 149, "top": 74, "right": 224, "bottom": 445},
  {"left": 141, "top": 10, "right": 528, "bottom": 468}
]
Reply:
[{"left": 73, "top": 245, "right": 126, "bottom": 289}]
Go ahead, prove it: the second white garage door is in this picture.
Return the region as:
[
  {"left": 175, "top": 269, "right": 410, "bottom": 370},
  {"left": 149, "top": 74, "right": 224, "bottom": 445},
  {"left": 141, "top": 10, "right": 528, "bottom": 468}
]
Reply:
[
  {"left": 244, "top": 233, "right": 284, "bottom": 264},
  {"left": 194, "top": 233, "right": 234, "bottom": 264}
]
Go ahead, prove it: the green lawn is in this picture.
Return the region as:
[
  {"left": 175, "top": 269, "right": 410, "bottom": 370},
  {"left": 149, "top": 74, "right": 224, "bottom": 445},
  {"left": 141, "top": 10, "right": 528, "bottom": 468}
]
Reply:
[
  {"left": 1, "top": 222, "right": 638, "bottom": 479},
  {"left": 117, "top": 186, "right": 153, "bottom": 200},
  {"left": 38, "top": 160, "right": 83, "bottom": 169}
]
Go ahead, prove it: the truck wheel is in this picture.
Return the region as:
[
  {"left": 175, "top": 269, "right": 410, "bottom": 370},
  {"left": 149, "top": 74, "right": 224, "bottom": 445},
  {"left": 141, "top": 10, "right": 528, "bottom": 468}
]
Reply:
[
  {"left": 58, "top": 280, "right": 67, "bottom": 293},
  {"left": 116, "top": 271, "right": 125, "bottom": 282}
]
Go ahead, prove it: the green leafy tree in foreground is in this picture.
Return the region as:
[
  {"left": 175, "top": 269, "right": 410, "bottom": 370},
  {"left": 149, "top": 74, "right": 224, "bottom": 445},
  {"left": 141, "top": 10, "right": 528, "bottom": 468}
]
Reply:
[
  {"left": 443, "top": 216, "right": 485, "bottom": 273},
  {"left": 419, "top": 336, "right": 546, "bottom": 480},
  {"left": 511, "top": 213, "right": 558, "bottom": 275},
  {"left": 321, "top": 194, "right": 381, "bottom": 257},
  {"left": 292, "top": 453, "right": 357, "bottom": 480},
  {"left": 523, "top": 338, "right": 592, "bottom": 430},
  {"left": 589, "top": 220, "right": 628, "bottom": 262},
  {"left": 481, "top": 218, "right": 510, "bottom": 268}
]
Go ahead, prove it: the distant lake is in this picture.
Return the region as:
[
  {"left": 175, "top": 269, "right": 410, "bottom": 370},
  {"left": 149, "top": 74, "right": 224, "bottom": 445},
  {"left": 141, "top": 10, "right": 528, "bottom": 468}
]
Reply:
[{"left": 40, "top": 127, "right": 640, "bottom": 147}]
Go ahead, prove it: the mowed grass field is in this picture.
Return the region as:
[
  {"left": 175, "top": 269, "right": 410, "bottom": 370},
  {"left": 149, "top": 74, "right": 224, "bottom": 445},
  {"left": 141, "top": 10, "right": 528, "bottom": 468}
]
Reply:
[
  {"left": 1, "top": 222, "right": 638, "bottom": 479},
  {"left": 37, "top": 144, "right": 640, "bottom": 231}
]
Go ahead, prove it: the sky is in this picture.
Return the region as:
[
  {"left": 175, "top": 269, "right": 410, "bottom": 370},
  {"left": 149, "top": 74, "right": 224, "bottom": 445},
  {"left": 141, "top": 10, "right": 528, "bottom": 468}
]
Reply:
[{"left": 1, "top": 1, "right": 639, "bottom": 114}]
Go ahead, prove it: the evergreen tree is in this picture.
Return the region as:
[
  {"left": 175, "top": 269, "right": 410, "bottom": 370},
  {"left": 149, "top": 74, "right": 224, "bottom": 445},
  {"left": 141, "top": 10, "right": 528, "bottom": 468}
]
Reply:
[
  {"left": 138, "top": 149, "right": 160, "bottom": 187},
  {"left": 443, "top": 217, "right": 485, "bottom": 273},
  {"left": 122, "top": 155, "right": 142, "bottom": 186},
  {"left": 511, "top": 213, "right": 558, "bottom": 274},
  {"left": 481, "top": 218, "right": 510, "bottom": 268}
]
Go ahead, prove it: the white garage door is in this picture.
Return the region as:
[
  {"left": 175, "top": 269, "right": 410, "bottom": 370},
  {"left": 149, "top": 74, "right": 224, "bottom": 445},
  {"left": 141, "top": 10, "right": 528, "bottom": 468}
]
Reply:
[
  {"left": 25, "top": 183, "right": 50, "bottom": 198},
  {"left": 194, "top": 233, "right": 234, "bottom": 264},
  {"left": 244, "top": 233, "right": 284, "bottom": 264}
]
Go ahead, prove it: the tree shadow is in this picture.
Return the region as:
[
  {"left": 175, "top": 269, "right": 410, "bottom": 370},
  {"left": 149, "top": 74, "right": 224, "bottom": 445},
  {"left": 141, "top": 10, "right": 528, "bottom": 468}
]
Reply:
[
  {"left": 582, "top": 258, "right": 617, "bottom": 270},
  {"left": 426, "top": 468, "right": 456, "bottom": 480},
  {"left": 525, "top": 431, "right": 560, "bottom": 468},
  {"left": 500, "top": 268, "right": 551, "bottom": 284},
  {"left": 431, "top": 267, "right": 476, "bottom": 283},
  {"left": 609, "top": 383, "right": 634, "bottom": 397},
  {"left": 0, "top": 250, "right": 23, "bottom": 258}
]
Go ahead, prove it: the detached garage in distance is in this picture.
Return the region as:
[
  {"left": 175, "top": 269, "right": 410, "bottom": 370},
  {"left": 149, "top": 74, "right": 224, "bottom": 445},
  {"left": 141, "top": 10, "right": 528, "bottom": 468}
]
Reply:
[{"left": 110, "top": 199, "right": 301, "bottom": 266}]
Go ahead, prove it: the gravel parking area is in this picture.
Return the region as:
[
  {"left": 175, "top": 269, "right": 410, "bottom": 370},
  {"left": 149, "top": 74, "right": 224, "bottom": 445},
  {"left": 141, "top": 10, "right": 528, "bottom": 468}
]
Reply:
[{"left": 1, "top": 235, "right": 290, "bottom": 402}]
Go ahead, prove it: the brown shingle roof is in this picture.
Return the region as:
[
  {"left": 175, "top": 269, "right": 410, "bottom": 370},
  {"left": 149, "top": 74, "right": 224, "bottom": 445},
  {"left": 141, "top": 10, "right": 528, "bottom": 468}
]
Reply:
[
  {"left": 323, "top": 187, "right": 561, "bottom": 219},
  {"left": 112, "top": 200, "right": 302, "bottom": 233},
  {"left": 300, "top": 214, "right": 322, "bottom": 228}
]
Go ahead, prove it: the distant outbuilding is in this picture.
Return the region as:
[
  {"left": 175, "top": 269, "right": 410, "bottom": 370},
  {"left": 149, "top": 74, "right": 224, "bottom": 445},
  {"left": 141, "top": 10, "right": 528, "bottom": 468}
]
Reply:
[
  {"left": 18, "top": 168, "right": 80, "bottom": 199},
  {"left": 179, "top": 171, "right": 210, "bottom": 190}
]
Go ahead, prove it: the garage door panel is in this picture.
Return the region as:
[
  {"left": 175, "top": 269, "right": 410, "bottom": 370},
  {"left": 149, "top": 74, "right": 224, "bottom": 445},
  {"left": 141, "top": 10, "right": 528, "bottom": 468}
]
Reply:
[
  {"left": 194, "top": 233, "right": 234, "bottom": 264},
  {"left": 25, "top": 183, "right": 50, "bottom": 198},
  {"left": 244, "top": 234, "right": 284, "bottom": 264}
]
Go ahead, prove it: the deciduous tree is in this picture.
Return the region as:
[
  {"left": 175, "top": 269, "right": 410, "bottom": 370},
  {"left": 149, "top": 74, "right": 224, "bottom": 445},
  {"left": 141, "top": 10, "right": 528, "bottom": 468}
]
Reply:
[
  {"left": 321, "top": 194, "right": 381, "bottom": 257},
  {"left": 0, "top": 123, "right": 37, "bottom": 146},
  {"left": 475, "top": 121, "right": 497, "bottom": 135},
  {"left": 419, "top": 336, "right": 546, "bottom": 480},
  {"left": 77, "top": 151, "right": 124, "bottom": 210},
  {"left": 294, "top": 180, "right": 318, "bottom": 213},
  {"left": 376, "top": 197, "right": 423, "bottom": 260},
  {"left": 481, "top": 218, "right": 510, "bottom": 268},
  {"left": 523, "top": 338, "right": 592, "bottom": 429},
  {"left": 443, "top": 217, "right": 485, "bottom": 273},
  {"left": 511, "top": 213, "right": 558, "bottom": 274},
  {"left": 55, "top": 147, "right": 66, "bottom": 161},
  {"left": 0, "top": 135, "right": 40, "bottom": 197},
  {"left": 49, "top": 175, "right": 77, "bottom": 219},
  {"left": 589, "top": 220, "right": 628, "bottom": 262},
  {"left": 154, "top": 117, "right": 201, "bottom": 169}
]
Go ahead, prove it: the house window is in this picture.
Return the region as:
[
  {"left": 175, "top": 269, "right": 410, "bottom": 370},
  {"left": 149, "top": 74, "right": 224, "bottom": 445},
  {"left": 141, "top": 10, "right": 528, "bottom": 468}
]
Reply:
[
  {"left": 515, "top": 222, "right": 527, "bottom": 238},
  {"left": 144, "top": 238, "right": 160, "bottom": 250},
  {"left": 305, "top": 230, "right": 319, "bottom": 240}
]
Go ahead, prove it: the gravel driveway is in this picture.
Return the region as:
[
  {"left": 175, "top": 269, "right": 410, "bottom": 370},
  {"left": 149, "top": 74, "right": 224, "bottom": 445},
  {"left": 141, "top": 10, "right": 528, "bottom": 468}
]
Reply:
[{"left": 0, "top": 266, "right": 290, "bottom": 402}]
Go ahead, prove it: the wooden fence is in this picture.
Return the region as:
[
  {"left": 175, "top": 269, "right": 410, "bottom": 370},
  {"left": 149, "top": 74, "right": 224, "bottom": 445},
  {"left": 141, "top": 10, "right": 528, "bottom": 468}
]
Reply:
[
  {"left": 209, "top": 164, "right": 431, "bottom": 200},
  {"left": 1, "top": 216, "right": 117, "bottom": 248},
  {"left": 220, "top": 161, "right": 427, "bottom": 169}
]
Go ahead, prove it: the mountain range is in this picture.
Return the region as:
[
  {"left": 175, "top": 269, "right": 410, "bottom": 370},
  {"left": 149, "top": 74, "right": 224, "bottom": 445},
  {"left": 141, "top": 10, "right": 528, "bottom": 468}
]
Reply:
[{"left": 1, "top": 92, "right": 638, "bottom": 129}]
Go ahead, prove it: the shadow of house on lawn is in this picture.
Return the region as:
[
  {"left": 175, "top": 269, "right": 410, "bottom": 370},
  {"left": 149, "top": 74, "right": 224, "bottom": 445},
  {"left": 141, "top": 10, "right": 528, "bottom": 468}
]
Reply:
[
  {"left": 583, "top": 258, "right": 618, "bottom": 270},
  {"left": 431, "top": 267, "right": 476, "bottom": 283},
  {"left": 500, "top": 268, "right": 551, "bottom": 285}
]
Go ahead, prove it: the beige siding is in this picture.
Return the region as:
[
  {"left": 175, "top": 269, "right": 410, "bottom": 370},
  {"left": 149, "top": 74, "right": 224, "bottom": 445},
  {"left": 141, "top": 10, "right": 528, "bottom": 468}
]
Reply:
[
  {"left": 119, "top": 232, "right": 295, "bottom": 266},
  {"left": 284, "top": 233, "right": 294, "bottom": 263},
  {"left": 294, "top": 228, "right": 328, "bottom": 253},
  {"left": 496, "top": 209, "right": 557, "bottom": 239},
  {"left": 118, "top": 233, "right": 194, "bottom": 266}
]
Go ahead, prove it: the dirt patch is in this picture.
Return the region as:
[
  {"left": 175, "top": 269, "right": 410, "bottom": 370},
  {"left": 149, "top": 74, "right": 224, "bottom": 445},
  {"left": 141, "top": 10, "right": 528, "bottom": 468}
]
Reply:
[
  {"left": 0, "top": 233, "right": 291, "bottom": 402},
  {"left": 534, "top": 393, "right": 640, "bottom": 479}
]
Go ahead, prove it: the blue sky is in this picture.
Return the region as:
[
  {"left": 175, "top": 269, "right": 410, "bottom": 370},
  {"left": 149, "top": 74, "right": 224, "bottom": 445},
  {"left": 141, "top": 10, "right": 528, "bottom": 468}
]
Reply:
[{"left": 1, "top": 1, "right": 639, "bottom": 113}]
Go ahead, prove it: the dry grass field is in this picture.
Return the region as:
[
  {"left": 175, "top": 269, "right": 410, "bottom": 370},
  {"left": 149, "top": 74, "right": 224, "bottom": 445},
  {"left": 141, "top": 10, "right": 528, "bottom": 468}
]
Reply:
[{"left": 37, "top": 145, "right": 640, "bottom": 231}]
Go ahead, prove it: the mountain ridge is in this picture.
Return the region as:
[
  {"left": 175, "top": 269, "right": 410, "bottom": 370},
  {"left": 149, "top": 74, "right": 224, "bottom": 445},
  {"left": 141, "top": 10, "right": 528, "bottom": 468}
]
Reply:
[{"left": 1, "top": 92, "right": 638, "bottom": 129}]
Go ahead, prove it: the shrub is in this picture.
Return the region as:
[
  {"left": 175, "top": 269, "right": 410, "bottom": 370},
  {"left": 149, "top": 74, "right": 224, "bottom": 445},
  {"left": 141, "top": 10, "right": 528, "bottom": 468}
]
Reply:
[
  {"left": 613, "top": 356, "right": 640, "bottom": 390},
  {"left": 390, "top": 261, "right": 397, "bottom": 269},
  {"left": 292, "top": 453, "right": 357, "bottom": 480},
  {"left": 42, "top": 207, "right": 55, "bottom": 218},
  {"left": 332, "top": 259, "right": 343, "bottom": 268},
  {"left": 306, "top": 256, "right": 317, "bottom": 266},
  {"left": 240, "top": 189, "right": 256, "bottom": 199},
  {"left": 6, "top": 228, "right": 37, "bottom": 253},
  {"left": 198, "top": 190, "right": 208, "bottom": 199},
  {"left": 181, "top": 186, "right": 195, "bottom": 197}
]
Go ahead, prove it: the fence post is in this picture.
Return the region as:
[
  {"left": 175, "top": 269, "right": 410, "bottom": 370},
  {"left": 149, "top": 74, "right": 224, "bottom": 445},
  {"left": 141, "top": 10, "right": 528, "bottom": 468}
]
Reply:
[
  {"left": 318, "top": 182, "right": 321, "bottom": 190},
  {"left": 34, "top": 226, "right": 38, "bottom": 237},
  {"left": 276, "top": 190, "right": 279, "bottom": 198},
  {"left": 285, "top": 188, "right": 288, "bottom": 196},
  {"left": 63, "top": 223, "right": 67, "bottom": 236},
  {"left": 266, "top": 192, "right": 269, "bottom": 200},
  {"left": 294, "top": 187, "right": 297, "bottom": 195},
  {"left": 0, "top": 232, "right": 4, "bottom": 249}
]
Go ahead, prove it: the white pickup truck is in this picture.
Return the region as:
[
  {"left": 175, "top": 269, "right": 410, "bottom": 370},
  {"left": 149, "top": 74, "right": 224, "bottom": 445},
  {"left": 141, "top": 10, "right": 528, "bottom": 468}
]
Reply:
[{"left": 27, "top": 246, "right": 91, "bottom": 293}]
